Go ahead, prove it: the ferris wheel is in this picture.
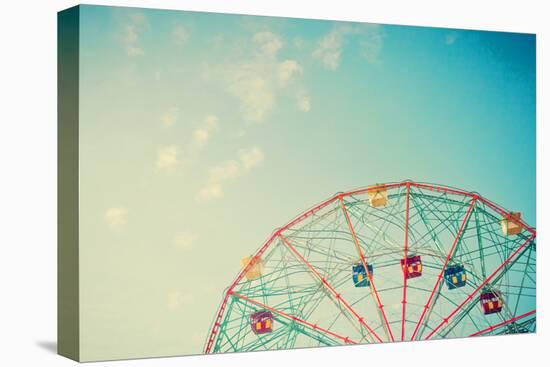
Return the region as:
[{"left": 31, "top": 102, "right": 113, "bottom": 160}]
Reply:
[{"left": 204, "top": 181, "right": 536, "bottom": 353}]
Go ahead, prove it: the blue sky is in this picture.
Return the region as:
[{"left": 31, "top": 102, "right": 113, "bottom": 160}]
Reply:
[{"left": 76, "top": 5, "right": 535, "bottom": 360}]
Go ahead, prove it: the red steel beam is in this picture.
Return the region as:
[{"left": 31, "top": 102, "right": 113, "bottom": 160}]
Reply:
[
  {"left": 204, "top": 292, "right": 231, "bottom": 353},
  {"left": 279, "top": 234, "right": 383, "bottom": 343},
  {"left": 230, "top": 291, "right": 358, "bottom": 345},
  {"left": 408, "top": 182, "right": 476, "bottom": 199},
  {"left": 400, "top": 182, "right": 411, "bottom": 341},
  {"left": 342, "top": 182, "right": 405, "bottom": 198},
  {"left": 424, "top": 232, "right": 537, "bottom": 340},
  {"left": 469, "top": 309, "right": 536, "bottom": 337},
  {"left": 339, "top": 196, "right": 395, "bottom": 342},
  {"left": 410, "top": 197, "right": 477, "bottom": 340}
]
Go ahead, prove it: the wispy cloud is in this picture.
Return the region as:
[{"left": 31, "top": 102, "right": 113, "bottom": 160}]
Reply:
[
  {"left": 277, "top": 60, "right": 303, "bottom": 87},
  {"left": 219, "top": 31, "right": 311, "bottom": 122},
  {"left": 445, "top": 32, "right": 458, "bottom": 45},
  {"left": 239, "top": 146, "right": 264, "bottom": 171},
  {"left": 173, "top": 231, "right": 197, "bottom": 250},
  {"left": 253, "top": 31, "right": 283, "bottom": 57},
  {"left": 172, "top": 24, "right": 189, "bottom": 44},
  {"left": 313, "top": 27, "right": 344, "bottom": 70},
  {"left": 160, "top": 107, "right": 179, "bottom": 128},
  {"left": 208, "top": 160, "right": 241, "bottom": 182},
  {"left": 314, "top": 23, "right": 383, "bottom": 70},
  {"left": 192, "top": 115, "right": 219, "bottom": 147},
  {"left": 156, "top": 145, "right": 178, "bottom": 170},
  {"left": 118, "top": 12, "right": 148, "bottom": 57},
  {"left": 155, "top": 115, "right": 220, "bottom": 172},
  {"left": 225, "top": 64, "right": 275, "bottom": 122},
  {"left": 296, "top": 91, "right": 311, "bottom": 112},
  {"left": 105, "top": 207, "right": 128, "bottom": 229},
  {"left": 198, "top": 146, "right": 264, "bottom": 201},
  {"left": 197, "top": 183, "right": 223, "bottom": 201}
]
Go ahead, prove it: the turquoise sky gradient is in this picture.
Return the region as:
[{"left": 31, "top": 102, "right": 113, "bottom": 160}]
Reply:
[{"left": 76, "top": 5, "right": 535, "bottom": 361}]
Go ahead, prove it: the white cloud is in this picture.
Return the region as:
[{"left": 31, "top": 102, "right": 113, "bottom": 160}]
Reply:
[
  {"left": 277, "top": 60, "right": 302, "bottom": 86},
  {"left": 192, "top": 115, "right": 219, "bottom": 147},
  {"left": 239, "top": 146, "right": 264, "bottom": 171},
  {"left": 226, "top": 67, "right": 274, "bottom": 122},
  {"left": 253, "top": 31, "right": 283, "bottom": 57},
  {"left": 219, "top": 31, "right": 308, "bottom": 122},
  {"left": 209, "top": 160, "right": 241, "bottom": 182},
  {"left": 118, "top": 13, "right": 147, "bottom": 57},
  {"left": 173, "top": 231, "right": 197, "bottom": 250},
  {"left": 172, "top": 24, "right": 189, "bottom": 44},
  {"left": 168, "top": 290, "right": 194, "bottom": 310},
  {"left": 154, "top": 115, "right": 220, "bottom": 174},
  {"left": 198, "top": 183, "right": 223, "bottom": 201},
  {"left": 122, "top": 25, "right": 144, "bottom": 56},
  {"left": 160, "top": 107, "right": 179, "bottom": 128},
  {"left": 198, "top": 146, "right": 264, "bottom": 201},
  {"left": 156, "top": 145, "right": 178, "bottom": 170},
  {"left": 105, "top": 207, "right": 128, "bottom": 230},
  {"left": 360, "top": 26, "right": 384, "bottom": 64},
  {"left": 313, "top": 27, "right": 344, "bottom": 70},
  {"left": 296, "top": 91, "right": 311, "bottom": 112},
  {"left": 314, "top": 24, "right": 383, "bottom": 70}
]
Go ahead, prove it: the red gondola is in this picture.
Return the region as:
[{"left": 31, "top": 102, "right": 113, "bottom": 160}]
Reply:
[
  {"left": 250, "top": 311, "right": 273, "bottom": 334},
  {"left": 401, "top": 255, "right": 422, "bottom": 279},
  {"left": 480, "top": 291, "right": 503, "bottom": 315}
]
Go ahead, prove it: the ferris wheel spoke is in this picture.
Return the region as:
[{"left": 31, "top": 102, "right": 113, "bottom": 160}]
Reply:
[
  {"left": 339, "top": 195, "right": 396, "bottom": 342},
  {"left": 229, "top": 291, "right": 358, "bottom": 345},
  {"left": 409, "top": 182, "right": 476, "bottom": 199},
  {"left": 400, "top": 182, "right": 411, "bottom": 341},
  {"left": 473, "top": 205, "right": 488, "bottom": 279},
  {"left": 469, "top": 309, "right": 536, "bottom": 337},
  {"left": 278, "top": 233, "right": 382, "bottom": 343},
  {"left": 424, "top": 232, "right": 536, "bottom": 340},
  {"left": 410, "top": 197, "right": 477, "bottom": 340}
]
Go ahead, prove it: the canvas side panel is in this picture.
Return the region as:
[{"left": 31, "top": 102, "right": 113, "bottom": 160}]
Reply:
[{"left": 57, "top": 5, "right": 80, "bottom": 362}]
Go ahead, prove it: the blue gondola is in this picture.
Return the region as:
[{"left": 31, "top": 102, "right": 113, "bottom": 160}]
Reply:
[
  {"left": 352, "top": 263, "right": 373, "bottom": 287},
  {"left": 444, "top": 264, "right": 467, "bottom": 289}
]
